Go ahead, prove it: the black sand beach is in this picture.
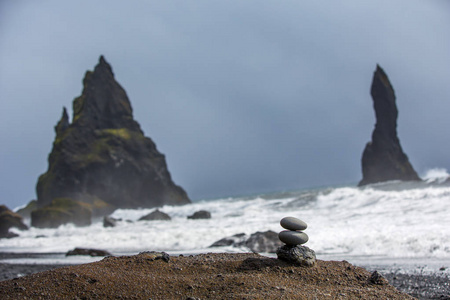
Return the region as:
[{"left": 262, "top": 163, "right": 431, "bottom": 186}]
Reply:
[
  {"left": 1, "top": 253, "right": 449, "bottom": 299},
  {"left": 381, "top": 272, "right": 450, "bottom": 300},
  {"left": 0, "top": 263, "right": 70, "bottom": 281}
]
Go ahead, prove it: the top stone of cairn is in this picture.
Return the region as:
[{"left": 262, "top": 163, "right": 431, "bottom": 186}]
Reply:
[{"left": 280, "top": 217, "right": 307, "bottom": 231}]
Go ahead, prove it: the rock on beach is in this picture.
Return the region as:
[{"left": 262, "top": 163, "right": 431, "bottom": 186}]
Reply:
[
  {"left": 66, "top": 248, "right": 112, "bottom": 257},
  {"left": 209, "top": 231, "right": 283, "bottom": 253},
  {"left": 187, "top": 210, "right": 211, "bottom": 219},
  {"left": 139, "top": 209, "right": 171, "bottom": 221},
  {"left": 209, "top": 233, "right": 247, "bottom": 247},
  {"left": 276, "top": 244, "right": 316, "bottom": 267},
  {"left": 103, "top": 216, "right": 118, "bottom": 227}
]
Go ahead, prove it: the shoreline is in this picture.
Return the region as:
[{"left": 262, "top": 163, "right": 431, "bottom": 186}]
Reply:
[{"left": 1, "top": 253, "right": 449, "bottom": 299}]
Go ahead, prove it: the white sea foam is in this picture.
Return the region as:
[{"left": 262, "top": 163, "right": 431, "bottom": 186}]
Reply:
[
  {"left": 422, "top": 168, "right": 450, "bottom": 183},
  {"left": 311, "top": 185, "right": 450, "bottom": 259},
  {"left": 3, "top": 179, "right": 450, "bottom": 267}
]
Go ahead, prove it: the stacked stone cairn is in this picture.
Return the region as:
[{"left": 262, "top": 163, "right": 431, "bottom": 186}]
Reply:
[{"left": 276, "top": 216, "right": 316, "bottom": 267}]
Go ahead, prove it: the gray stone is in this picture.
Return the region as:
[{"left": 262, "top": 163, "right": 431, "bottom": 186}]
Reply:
[
  {"left": 139, "top": 209, "right": 171, "bottom": 221},
  {"left": 209, "top": 230, "right": 283, "bottom": 253},
  {"left": 280, "top": 216, "right": 307, "bottom": 231},
  {"left": 187, "top": 210, "right": 211, "bottom": 220},
  {"left": 209, "top": 233, "right": 247, "bottom": 247},
  {"left": 278, "top": 230, "right": 308, "bottom": 245},
  {"left": 66, "top": 248, "right": 112, "bottom": 257},
  {"left": 103, "top": 216, "right": 118, "bottom": 227},
  {"left": 244, "top": 231, "right": 284, "bottom": 253},
  {"left": 276, "top": 245, "right": 316, "bottom": 267}
]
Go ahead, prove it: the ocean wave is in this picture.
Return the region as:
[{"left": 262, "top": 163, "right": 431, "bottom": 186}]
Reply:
[
  {"left": 422, "top": 168, "right": 450, "bottom": 184},
  {"left": 3, "top": 182, "right": 450, "bottom": 262}
]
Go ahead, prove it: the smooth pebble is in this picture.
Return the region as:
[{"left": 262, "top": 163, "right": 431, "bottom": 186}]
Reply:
[
  {"left": 280, "top": 217, "right": 307, "bottom": 231},
  {"left": 278, "top": 230, "right": 309, "bottom": 245}
]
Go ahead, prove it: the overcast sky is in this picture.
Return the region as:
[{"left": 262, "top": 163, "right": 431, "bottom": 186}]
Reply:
[{"left": 1, "top": 1, "right": 449, "bottom": 209}]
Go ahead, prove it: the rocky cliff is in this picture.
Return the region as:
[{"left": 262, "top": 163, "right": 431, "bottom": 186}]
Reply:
[
  {"left": 34, "top": 56, "right": 190, "bottom": 223},
  {"left": 359, "top": 65, "right": 420, "bottom": 186}
]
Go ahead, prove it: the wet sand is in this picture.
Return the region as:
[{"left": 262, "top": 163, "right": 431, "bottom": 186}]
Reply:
[{"left": 381, "top": 272, "right": 450, "bottom": 300}]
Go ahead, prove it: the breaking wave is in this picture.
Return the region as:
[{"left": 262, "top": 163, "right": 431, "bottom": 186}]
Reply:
[{"left": 3, "top": 170, "right": 450, "bottom": 267}]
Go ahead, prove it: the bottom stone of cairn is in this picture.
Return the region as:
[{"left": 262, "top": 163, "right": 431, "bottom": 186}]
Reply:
[{"left": 276, "top": 244, "right": 316, "bottom": 267}]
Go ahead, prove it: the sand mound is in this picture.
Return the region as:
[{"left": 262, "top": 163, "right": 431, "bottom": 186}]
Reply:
[{"left": 0, "top": 252, "right": 412, "bottom": 299}]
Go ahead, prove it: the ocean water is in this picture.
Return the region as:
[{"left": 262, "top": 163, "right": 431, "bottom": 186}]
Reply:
[{"left": 2, "top": 169, "right": 450, "bottom": 273}]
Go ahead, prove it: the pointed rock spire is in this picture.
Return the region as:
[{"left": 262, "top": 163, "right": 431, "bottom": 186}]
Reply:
[
  {"left": 54, "top": 107, "right": 69, "bottom": 136},
  {"left": 359, "top": 65, "right": 420, "bottom": 186},
  {"left": 97, "top": 55, "right": 114, "bottom": 76},
  {"left": 73, "top": 56, "right": 140, "bottom": 132},
  {"left": 34, "top": 56, "right": 190, "bottom": 227}
]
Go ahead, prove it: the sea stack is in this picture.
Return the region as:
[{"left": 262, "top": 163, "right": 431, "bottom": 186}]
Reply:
[
  {"left": 32, "top": 56, "right": 190, "bottom": 227},
  {"left": 359, "top": 65, "right": 420, "bottom": 186}
]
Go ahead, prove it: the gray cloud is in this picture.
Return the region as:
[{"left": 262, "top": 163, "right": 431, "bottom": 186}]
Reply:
[{"left": 1, "top": 0, "right": 449, "bottom": 207}]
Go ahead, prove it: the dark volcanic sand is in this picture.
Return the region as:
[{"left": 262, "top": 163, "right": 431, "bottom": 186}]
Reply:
[
  {"left": 0, "top": 252, "right": 414, "bottom": 299},
  {"left": 382, "top": 272, "right": 450, "bottom": 300},
  {"left": 1, "top": 253, "right": 449, "bottom": 299}
]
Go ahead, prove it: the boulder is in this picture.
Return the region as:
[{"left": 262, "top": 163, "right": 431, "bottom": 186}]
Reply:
[
  {"left": 245, "top": 231, "right": 284, "bottom": 253},
  {"left": 210, "top": 231, "right": 283, "bottom": 253},
  {"left": 0, "top": 205, "right": 28, "bottom": 238},
  {"left": 66, "top": 247, "right": 111, "bottom": 257},
  {"left": 209, "top": 233, "right": 247, "bottom": 247},
  {"left": 138, "top": 209, "right": 171, "bottom": 221},
  {"left": 187, "top": 210, "right": 211, "bottom": 220},
  {"left": 103, "top": 216, "right": 119, "bottom": 227},
  {"left": 4, "top": 232, "right": 19, "bottom": 239},
  {"left": 359, "top": 65, "right": 420, "bottom": 186},
  {"left": 35, "top": 56, "right": 190, "bottom": 225},
  {"left": 31, "top": 198, "right": 91, "bottom": 228},
  {"left": 276, "top": 245, "right": 316, "bottom": 267}
]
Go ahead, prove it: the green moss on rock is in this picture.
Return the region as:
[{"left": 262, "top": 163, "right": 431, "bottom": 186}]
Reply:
[
  {"left": 31, "top": 198, "right": 91, "bottom": 228},
  {"left": 100, "top": 128, "right": 132, "bottom": 140},
  {"left": 72, "top": 95, "right": 85, "bottom": 123},
  {"left": 69, "top": 128, "right": 145, "bottom": 169}
]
